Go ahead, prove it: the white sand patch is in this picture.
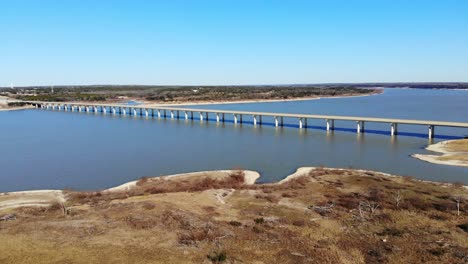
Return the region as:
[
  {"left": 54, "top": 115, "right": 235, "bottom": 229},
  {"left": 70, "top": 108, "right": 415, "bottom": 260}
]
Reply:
[{"left": 0, "top": 190, "right": 65, "bottom": 210}]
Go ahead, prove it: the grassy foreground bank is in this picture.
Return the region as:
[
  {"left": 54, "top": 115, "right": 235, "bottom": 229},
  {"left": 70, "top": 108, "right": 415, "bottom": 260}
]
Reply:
[{"left": 0, "top": 168, "right": 467, "bottom": 263}]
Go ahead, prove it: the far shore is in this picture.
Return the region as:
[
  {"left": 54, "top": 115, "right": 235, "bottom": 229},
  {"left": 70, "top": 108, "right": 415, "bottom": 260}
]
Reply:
[
  {"left": 5, "top": 88, "right": 383, "bottom": 108},
  {"left": 135, "top": 89, "right": 383, "bottom": 107},
  {"left": 2, "top": 165, "right": 465, "bottom": 211},
  {"left": 412, "top": 139, "right": 468, "bottom": 167}
]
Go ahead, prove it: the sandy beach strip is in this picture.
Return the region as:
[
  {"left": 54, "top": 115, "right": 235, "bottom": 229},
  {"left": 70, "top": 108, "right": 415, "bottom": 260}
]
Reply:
[{"left": 0, "top": 105, "right": 34, "bottom": 111}]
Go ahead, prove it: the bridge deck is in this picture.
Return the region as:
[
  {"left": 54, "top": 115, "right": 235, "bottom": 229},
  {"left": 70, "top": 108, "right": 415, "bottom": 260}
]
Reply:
[{"left": 24, "top": 101, "right": 468, "bottom": 128}]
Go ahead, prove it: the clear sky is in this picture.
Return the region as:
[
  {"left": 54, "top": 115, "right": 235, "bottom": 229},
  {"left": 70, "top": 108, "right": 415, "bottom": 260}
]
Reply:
[{"left": 2, "top": 0, "right": 467, "bottom": 86}]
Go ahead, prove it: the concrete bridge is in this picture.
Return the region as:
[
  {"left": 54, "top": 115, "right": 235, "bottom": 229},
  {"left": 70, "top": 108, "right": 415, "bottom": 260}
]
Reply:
[{"left": 24, "top": 101, "right": 468, "bottom": 138}]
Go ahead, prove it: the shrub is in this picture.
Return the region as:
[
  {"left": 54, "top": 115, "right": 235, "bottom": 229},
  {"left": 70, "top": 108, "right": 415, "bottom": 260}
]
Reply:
[
  {"left": 254, "top": 218, "right": 265, "bottom": 224},
  {"left": 337, "top": 193, "right": 361, "bottom": 209},
  {"left": 377, "top": 227, "right": 405, "bottom": 237},
  {"left": 428, "top": 247, "right": 446, "bottom": 256},
  {"left": 229, "top": 221, "right": 242, "bottom": 227},
  {"left": 457, "top": 223, "right": 468, "bottom": 233},
  {"left": 292, "top": 220, "right": 306, "bottom": 227},
  {"left": 125, "top": 216, "right": 157, "bottom": 229},
  {"left": 207, "top": 250, "right": 227, "bottom": 263},
  {"left": 142, "top": 202, "right": 156, "bottom": 210}
]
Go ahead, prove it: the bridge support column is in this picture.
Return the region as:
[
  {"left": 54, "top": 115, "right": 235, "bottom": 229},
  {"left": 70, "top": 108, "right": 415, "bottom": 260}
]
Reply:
[
  {"left": 176, "top": 110, "right": 180, "bottom": 119},
  {"left": 190, "top": 111, "right": 193, "bottom": 119},
  {"left": 275, "top": 116, "right": 283, "bottom": 127},
  {"left": 216, "top": 113, "right": 220, "bottom": 122},
  {"left": 253, "top": 115, "right": 257, "bottom": 125},
  {"left": 259, "top": 115, "right": 262, "bottom": 125},
  {"left": 184, "top": 111, "right": 189, "bottom": 120},
  {"left": 428, "top": 125, "right": 435, "bottom": 139},
  {"left": 357, "top": 121, "right": 365, "bottom": 133},
  {"left": 239, "top": 114, "right": 243, "bottom": 123},
  {"left": 145, "top": 109, "right": 149, "bottom": 117},
  {"left": 94, "top": 106, "right": 98, "bottom": 113},
  {"left": 233, "top": 114, "right": 238, "bottom": 124},
  {"left": 157, "top": 110, "right": 161, "bottom": 118},
  {"left": 199, "top": 112, "right": 204, "bottom": 121},
  {"left": 112, "top": 107, "right": 116, "bottom": 114},
  {"left": 170, "top": 111, "right": 174, "bottom": 119},
  {"left": 326, "top": 119, "right": 335, "bottom": 131},
  {"left": 122, "top": 108, "right": 127, "bottom": 115},
  {"left": 133, "top": 108, "right": 137, "bottom": 116},
  {"left": 163, "top": 110, "right": 167, "bottom": 118},
  {"left": 390, "top": 123, "right": 398, "bottom": 136},
  {"left": 299, "top": 118, "right": 304, "bottom": 129},
  {"left": 205, "top": 112, "right": 209, "bottom": 121}
]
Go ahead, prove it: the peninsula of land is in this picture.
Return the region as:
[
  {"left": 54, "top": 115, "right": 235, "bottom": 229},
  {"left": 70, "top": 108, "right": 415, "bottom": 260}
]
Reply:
[
  {"left": 413, "top": 139, "right": 468, "bottom": 167},
  {"left": 1, "top": 167, "right": 466, "bottom": 263}
]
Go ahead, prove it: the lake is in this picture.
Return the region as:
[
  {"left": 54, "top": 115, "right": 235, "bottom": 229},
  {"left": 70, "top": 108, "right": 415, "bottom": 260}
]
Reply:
[{"left": 0, "top": 88, "right": 467, "bottom": 192}]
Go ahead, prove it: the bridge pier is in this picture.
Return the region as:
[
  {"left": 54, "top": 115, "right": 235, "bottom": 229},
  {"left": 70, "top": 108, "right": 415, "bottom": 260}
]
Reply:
[
  {"left": 356, "top": 121, "right": 365, "bottom": 133},
  {"left": 233, "top": 114, "right": 238, "bottom": 124},
  {"left": 299, "top": 118, "right": 307, "bottom": 129},
  {"left": 94, "top": 106, "right": 98, "bottom": 113},
  {"left": 112, "top": 107, "right": 116, "bottom": 114},
  {"left": 274, "top": 116, "right": 284, "bottom": 127},
  {"left": 176, "top": 110, "right": 180, "bottom": 119},
  {"left": 199, "top": 112, "right": 204, "bottom": 121},
  {"left": 145, "top": 109, "right": 149, "bottom": 117},
  {"left": 428, "top": 125, "right": 435, "bottom": 139},
  {"left": 253, "top": 115, "right": 258, "bottom": 125},
  {"left": 326, "top": 119, "right": 335, "bottom": 131},
  {"left": 170, "top": 111, "right": 175, "bottom": 119},
  {"left": 157, "top": 110, "right": 161, "bottom": 118},
  {"left": 216, "top": 113, "right": 220, "bottom": 123},
  {"left": 391, "top": 123, "right": 398, "bottom": 136},
  {"left": 184, "top": 111, "right": 189, "bottom": 120}
]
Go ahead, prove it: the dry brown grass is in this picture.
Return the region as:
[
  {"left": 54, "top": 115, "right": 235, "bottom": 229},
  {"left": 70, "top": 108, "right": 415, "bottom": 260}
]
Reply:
[
  {"left": 445, "top": 139, "right": 468, "bottom": 152},
  {"left": 1, "top": 168, "right": 467, "bottom": 263}
]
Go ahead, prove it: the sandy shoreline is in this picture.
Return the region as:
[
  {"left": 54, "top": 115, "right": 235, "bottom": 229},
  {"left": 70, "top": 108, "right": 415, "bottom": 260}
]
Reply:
[
  {"left": 0, "top": 105, "right": 34, "bottom": 111},
  {"left": 412, "top": 139, "right": 468, "bottom": 167}
]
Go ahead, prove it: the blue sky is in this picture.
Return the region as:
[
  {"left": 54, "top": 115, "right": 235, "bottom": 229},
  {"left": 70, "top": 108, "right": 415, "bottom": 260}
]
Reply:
[{"left": 1, "top": 0, "right": 467, "bottom": 86}]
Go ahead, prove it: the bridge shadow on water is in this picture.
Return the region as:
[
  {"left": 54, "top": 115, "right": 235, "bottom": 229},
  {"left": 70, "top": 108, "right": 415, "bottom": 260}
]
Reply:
[{"left": 201, "top": 118, "right": 464, "bottom": 140}]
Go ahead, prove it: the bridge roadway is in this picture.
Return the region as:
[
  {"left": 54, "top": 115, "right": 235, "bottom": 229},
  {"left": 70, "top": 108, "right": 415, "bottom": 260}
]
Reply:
[{"left": 24, "top": 101, "right": 468, "bottom": 138}]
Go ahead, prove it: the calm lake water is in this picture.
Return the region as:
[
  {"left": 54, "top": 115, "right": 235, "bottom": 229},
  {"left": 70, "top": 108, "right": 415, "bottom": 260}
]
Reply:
[{"left": 1, "top": 88, "right": 467, "bottom": 192}]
